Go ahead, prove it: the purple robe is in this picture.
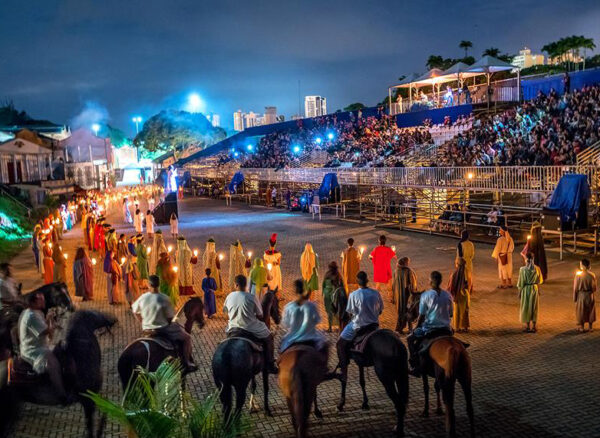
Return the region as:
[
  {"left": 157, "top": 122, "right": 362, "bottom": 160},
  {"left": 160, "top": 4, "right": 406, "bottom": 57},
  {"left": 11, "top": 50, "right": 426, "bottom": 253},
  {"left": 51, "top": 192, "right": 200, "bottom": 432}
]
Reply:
[{"left": 73, "top": 256, "right": 94, "bottom": 300}]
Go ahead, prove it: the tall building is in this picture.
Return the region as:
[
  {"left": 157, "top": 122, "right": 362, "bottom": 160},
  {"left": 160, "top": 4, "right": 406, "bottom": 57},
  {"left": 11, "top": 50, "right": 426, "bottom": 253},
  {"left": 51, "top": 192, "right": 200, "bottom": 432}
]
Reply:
[
  {"left": 210, "top": 114, "right": 220, "bottom": 127},
  {"left": 233, "top": 110, "right": 244, "bottom": 131},
  {"left": 512, "top": 47, "right": 545, "bottom": 69},
  {"left": 304, "top": 96, "right": 327, "bottom": 118},
  {"left": 264, "top": 106, "right": 277, "bottom": 125},
  {"left": 244, "top": 111, "right": 258, "bottom": 128}
]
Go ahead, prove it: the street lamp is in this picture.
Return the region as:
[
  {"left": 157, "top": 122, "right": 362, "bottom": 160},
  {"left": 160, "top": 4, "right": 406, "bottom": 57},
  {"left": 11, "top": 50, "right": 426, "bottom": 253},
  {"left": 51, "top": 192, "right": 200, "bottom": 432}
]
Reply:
[
  {"left": 92, "top": 123, "right": 100, "bottom": 136},
  {"left": 132, "top": 116, "right": 142, "bottom": 134}
]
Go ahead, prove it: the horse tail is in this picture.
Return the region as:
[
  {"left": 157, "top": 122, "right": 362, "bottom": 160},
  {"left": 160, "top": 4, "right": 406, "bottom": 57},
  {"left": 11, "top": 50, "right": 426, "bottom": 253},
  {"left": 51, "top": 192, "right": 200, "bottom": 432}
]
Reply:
[
  {"left": 291, "top": 358, "right": 310, "bottom": 437},
  {"left": 457, "top": 346, "right": 475, "bottom": 436}
]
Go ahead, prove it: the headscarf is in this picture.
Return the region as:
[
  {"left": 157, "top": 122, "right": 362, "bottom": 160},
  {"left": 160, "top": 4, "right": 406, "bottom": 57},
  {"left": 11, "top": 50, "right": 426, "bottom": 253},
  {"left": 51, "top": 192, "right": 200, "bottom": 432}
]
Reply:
[
  {"left": 325, "top": 261, "right": 343, "bottom": 287},
  {"left": 300, "top": 243, "right": 317, "bottom": 281},
  {"left": 250, "top": 258, "right": 268, "bottom": 288},
  {"left": 457, "top": 230, "right": 469, "bottom": 258},
  {"left": 203, "top": 238, "right": 217, "bottom": 268},
  {"left": 449, "top": 258, "right": 468, "bottom": 298}
]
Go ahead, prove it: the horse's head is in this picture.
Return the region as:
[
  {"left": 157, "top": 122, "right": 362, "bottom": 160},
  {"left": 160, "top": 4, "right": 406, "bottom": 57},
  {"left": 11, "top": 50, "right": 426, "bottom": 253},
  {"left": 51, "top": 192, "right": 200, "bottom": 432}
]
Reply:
[
  {"left": 67, "top": 310, "right": 117, "bottom": 334},
  {"left": 43, "top": 282, "right": 75, "bottom": 312},
  {"left": 265, "top": 287, "right": 282, "bottom": 325},
  {"left": 406, "top": 291, "right": 423, "bottom": 324}
]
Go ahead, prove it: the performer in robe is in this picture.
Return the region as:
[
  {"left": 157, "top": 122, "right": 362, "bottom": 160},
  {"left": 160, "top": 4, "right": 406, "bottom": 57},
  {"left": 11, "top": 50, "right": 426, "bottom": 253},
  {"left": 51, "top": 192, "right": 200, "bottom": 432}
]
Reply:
[
  {"left": 202, "top": 268, "right": 217, "bottom": 318},
  {"left": 170, "top": 213, "right": 179, "bottom": 240},
  {"left": 145, "top": 210, "right": 155, "bottom": 238},
  {"left": 42, "top": 237, "right": 54, "bottom": 285},
  {"left": 86, "top": 212, "right": 95, "bottom": 251},
  {"left": 149, "top": 230, "right": 167, "bottom": 275},
  {"left": 300, "top": 242, "right": 319, "bottom": 296},
  {"left": 73, "top": 247, "right": 93, "bottom": 301},
  {"left": 322, "top": 261, "right": 344, "bottom": 332},
  {"left": 448, "top": 258, "right": 471, "bottom": 332},
  {"left": 574, "top": 259, "right": 596, "bottom": 332},
  {"left": 123, "top": 198, "right": 133, "bottom": 224},
  {"left": 136, "top": 234, "right": 149, "bottom": 290},
  {"left": 117, "top": 234, "right": 128, "bottom": 263},
  {"left": 110, "top": 251, "right": 123, "bottom": 305},
  {"left": 35, "top": 226, "right": 45, "bottom": 276},
  {"left": 341, "top": 237, "right": 361, "bottom": 292},
  {"left": 456, "top": 230, "right": 475, "bottom": 283},
  {"left": 105, "top": 227, "right": 117, "bottom": 254},
  {"left": 93, "top": 217, "right": 104, "bottom": 252},
  {"left": 517, "top": 252, "right": 543, "bottom": 333},
  {"left": 492, "top": 225, "right": 515, "bottom": 288},
  {"left": 32, "top": 225, "right": 41, "bottom": 273},
  {"left": 52, "top": 245, "right": 67, "bottom": 283},
  {"left": 521, "top": 221, "right": 548, "bottom": 281},
  {"left": 134, "top": 209, "right": 144, "bottom": 234},
  {"left": 263, "top": 233, "right": 282, "bottom": 291},
  {"left": 202, "top": 238, "right": 222, "bottom": 294},
  {"left": 176, "top": 236, "right": 196, "bottom": 296},
  {"left": 228, "top": 240, "right": 249, "bottom": 291},
  {"left": 156, "top": 251, "right": 179, "bottom": 306},
  {"left": 249, "top": 258, "right": 269, "bottom": 299},
  {"left": 123, "top": 236, "right": 140, "bottom": 306},
  {"left": 369, "top": 235, "right": 396, "bottom": 301},
  {"left": 392, "top": 256, "right": 417, "bottom": 333}
]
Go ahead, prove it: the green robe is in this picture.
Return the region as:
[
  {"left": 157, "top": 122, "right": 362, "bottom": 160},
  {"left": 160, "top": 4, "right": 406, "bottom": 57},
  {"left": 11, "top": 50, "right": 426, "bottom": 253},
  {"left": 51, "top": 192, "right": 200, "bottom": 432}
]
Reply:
[
  {"left": 517, "top": 264, "right": 542, "bottom": 323},
  {"left": 156, "top": 263, "right": 179, "bottom": 306},
  {"left": 136, "top": 243, "right": 149, "bottom": 280},
  {"left": 322, "top": 277, "right": 340, "bottom": 328},
  {"left": 304, "top": 255, "right": 320, "bottom": 292}
]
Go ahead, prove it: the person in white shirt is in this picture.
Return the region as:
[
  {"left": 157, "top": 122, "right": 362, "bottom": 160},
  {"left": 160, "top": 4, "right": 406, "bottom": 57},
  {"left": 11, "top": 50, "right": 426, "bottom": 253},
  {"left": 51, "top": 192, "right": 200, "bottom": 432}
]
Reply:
[
  {"left": 280, "top": 279, "right": 326, "bottom": 353},
  {"left": 131, "top": 275, "right": 196, "bottom": 372},
  {"left": 145, "top": 210, "right": 155, "bottom": 238},
  {"left": 18, "top": 291, "right": 70, "bottom": 403},
  {"left": 134, "top": 209, "right": 144, "bottom": 234},
  {"left": 0, "top": 263, "right": 20, "bottom": 310},
  {"left": 407, "top": 270, "right": 454, "bottom": 376},
  {"left": 336, "top": 271, "right": 383, "bottom": 375},
  {"left": 223, "top": 275, "right": 277, "bottom": 374}
]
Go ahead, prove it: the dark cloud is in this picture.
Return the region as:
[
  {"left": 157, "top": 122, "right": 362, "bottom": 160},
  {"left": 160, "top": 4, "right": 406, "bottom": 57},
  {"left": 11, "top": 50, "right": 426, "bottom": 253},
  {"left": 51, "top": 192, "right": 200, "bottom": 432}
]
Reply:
[{"left": 0, "top": 0, "right": 599, "bottom": 133}]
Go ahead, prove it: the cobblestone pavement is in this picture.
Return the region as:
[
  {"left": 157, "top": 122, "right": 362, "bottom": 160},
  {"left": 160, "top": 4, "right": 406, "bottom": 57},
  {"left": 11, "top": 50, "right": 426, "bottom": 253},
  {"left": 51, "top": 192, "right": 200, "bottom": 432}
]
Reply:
[{"left": 10, "top": 197, "right": 600, "bottom": 438}]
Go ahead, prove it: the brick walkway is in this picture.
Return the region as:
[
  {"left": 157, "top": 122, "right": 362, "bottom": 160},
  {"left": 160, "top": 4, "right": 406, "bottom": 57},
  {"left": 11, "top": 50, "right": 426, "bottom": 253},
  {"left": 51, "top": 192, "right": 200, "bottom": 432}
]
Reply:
[{"left": 10, "top": 197, "right": 600, "bottom": 438}]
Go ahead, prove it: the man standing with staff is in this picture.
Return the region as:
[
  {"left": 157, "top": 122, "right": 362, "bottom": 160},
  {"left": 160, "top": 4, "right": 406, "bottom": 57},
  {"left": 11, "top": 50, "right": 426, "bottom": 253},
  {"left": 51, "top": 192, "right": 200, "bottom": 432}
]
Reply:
[{"left": 492, "top": 225, "right": 514, "bottom": 288}]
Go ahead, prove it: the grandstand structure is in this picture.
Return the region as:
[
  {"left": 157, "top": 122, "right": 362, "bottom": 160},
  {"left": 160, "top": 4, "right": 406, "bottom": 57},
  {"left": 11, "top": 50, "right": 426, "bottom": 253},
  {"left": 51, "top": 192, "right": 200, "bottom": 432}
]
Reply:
[{"left": 181, "top": 67, "right": 600, "bottom": 253}]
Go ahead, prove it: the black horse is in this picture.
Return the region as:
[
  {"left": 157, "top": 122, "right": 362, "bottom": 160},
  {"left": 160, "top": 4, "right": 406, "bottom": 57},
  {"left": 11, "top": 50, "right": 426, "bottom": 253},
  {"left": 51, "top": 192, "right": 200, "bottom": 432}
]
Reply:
[
  {"left": 0, "top": 282, "right": 73, "bottom": 359},
  {"left": 0, "top": 310, "right": 116, "bottom": 438},
  {"left": 336, "top": 329, "right": 409, "bottom": 437},
  {"left": 212, "top": 288, "right": 281, "bottom": 421},
  {"left": 117, "top": 297, "right": 206, "bottom": 389}
]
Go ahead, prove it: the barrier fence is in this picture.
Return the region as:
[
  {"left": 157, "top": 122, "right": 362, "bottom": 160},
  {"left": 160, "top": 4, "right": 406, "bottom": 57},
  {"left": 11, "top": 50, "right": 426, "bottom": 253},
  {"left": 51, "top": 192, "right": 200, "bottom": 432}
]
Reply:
[{"left": 186, "top": 165, "right": 599, "bottom": 194}]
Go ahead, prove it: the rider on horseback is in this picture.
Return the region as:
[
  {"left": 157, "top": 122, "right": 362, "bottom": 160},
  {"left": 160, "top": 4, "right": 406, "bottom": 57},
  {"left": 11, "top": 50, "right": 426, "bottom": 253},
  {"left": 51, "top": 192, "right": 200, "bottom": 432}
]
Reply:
[
  {"left": 18, "top": 291, "right": 71, "bottom": 404},
  {"left": 279, "top": 279, "right": 327, "bottom": 353},
  {"left": 407, "top": 270, "right": 454, "bottom": 377},
  {"left": 0, "top": 263, "right": 20, "bottom": 310},
  {"left": 131, "top": 275, "right": 197, "bottom": 372},
  {"left": 223, "top": 275, "right": 278, "bottom": 374},
  {"left": 335, "top": 271, "right": 383, "bottom": 378}
]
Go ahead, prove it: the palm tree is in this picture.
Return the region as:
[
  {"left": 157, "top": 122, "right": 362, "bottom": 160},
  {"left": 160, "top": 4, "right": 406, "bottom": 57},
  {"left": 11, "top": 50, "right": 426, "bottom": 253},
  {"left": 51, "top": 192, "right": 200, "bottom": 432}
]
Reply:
[
  {"left": 459, "top": 40, "right": 473, "bottom": 58},
  {"left": 86, "top": 360, "right": 248, "bottom": 438},
  {"left": 426, "top": 55, "right": 445, "bottom": 70},
  {"left": 581, "top": 36, "right": 596, "bottom": 69},
  {"left": 483, "top": 47, "right": 500, "bottom": 58}
]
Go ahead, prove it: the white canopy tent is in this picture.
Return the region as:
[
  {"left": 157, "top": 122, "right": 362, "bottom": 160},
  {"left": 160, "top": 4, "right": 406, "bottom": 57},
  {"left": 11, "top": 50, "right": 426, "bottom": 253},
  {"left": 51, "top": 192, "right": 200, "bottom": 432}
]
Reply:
[{"left": 466, "top": 55, "right": 520, "bottom": 108}]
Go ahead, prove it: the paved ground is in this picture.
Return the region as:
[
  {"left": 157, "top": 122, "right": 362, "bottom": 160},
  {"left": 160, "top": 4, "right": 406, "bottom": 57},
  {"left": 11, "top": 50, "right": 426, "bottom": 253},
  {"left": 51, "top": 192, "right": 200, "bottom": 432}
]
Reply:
[{"left": 8, "top": 197, "right": 600, "bottom": 438}]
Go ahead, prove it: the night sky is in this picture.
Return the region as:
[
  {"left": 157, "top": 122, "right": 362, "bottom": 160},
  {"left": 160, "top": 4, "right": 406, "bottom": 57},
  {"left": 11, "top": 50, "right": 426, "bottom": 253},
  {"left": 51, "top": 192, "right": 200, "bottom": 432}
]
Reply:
[{"left": 1, "top": 0, "right": 599, "bottom": 133}]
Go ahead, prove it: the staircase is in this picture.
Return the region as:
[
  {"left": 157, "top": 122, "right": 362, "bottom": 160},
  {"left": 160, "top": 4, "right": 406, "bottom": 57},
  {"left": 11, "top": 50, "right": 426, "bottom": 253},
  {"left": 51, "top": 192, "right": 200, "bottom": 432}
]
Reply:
[{"left": 577, "top": 140, "right": 600, "bottom": 166}]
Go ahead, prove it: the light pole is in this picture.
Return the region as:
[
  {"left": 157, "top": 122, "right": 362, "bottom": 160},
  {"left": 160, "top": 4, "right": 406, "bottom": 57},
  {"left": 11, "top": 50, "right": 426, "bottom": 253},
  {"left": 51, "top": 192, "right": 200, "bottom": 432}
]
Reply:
[
  {"left": 92, "top": 123, "right": 100, "bottom": 136},
  {"left": 132, "top": 116, "right": 142, "bottom": 134}
]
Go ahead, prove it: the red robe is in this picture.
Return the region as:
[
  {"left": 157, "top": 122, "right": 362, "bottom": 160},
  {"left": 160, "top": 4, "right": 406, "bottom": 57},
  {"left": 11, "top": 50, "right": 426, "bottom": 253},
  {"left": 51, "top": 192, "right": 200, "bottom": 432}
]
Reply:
[
  {"left": 94, "top": 224, "right": 103, "bottom": 251},
  {"left": 370, "top": 245, "right": 396, "bottom": 283}
]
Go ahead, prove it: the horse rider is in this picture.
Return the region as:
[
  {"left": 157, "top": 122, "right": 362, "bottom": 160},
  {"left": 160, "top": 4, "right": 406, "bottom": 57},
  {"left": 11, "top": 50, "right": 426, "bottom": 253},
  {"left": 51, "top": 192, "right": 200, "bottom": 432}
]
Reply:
[
  {"left": 18, "top": 291, "right": 72, "bottom": 404},
  {"left": 131, "top": 275, "right": 197, "bottom": 372},
  {"left": 335, "top": 271, "right": 384, "bottom": 379},
  {"left": 223, "top": 274, "right": 278, "bottom": 374},
  {"left": 407, "top": 270, "right": 454, "bottom": 377},
  {"left": 0, "top": 262, "right": 20, "bottom": 310},
  {"left": 279, "top": 279, "right": 327, "bottom": 354}
]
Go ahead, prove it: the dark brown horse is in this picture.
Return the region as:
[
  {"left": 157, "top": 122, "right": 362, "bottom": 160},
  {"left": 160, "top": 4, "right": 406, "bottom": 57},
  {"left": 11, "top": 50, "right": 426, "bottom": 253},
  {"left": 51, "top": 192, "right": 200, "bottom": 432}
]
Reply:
[
  {"left": 407, "top": 296, "right": 475, "bottom": 438},
  {"left": 278, "top": 345, "right": 328, "bottom": 438},
  {"left": 336, "top": 329, "right": 409, "bottom": 436},
  {"left": 211, "top": 288, "right": 281, "bottom": 421},
  {"left": 117, "top": 297, "right": 205, "bottom": 389},
  {"left": 0, "top": 310, "right": 116, "bottom": 438}
]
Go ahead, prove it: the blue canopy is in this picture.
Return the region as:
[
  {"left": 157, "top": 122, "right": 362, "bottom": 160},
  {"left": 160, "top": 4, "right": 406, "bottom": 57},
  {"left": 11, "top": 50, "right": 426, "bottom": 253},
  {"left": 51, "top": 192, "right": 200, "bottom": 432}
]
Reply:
[
  {"left": 319, "top": 172, "right": 339, "bottom": 202},
  {"left": 548, "top": 174, "right": 590, "bottom": 223},
  {"left": 228, "top": 171, "right": 244, "bottom": 194}
]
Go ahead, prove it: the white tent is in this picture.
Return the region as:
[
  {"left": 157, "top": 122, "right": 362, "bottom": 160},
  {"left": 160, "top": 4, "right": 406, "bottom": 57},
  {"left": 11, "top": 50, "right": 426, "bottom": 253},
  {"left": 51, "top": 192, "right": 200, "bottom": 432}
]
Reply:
[
  {"left": 467, "top": 55, "right": 520, "bottom": 107},
  {"left": 442, "top": 61, "right": 481, "bottom": 86}
]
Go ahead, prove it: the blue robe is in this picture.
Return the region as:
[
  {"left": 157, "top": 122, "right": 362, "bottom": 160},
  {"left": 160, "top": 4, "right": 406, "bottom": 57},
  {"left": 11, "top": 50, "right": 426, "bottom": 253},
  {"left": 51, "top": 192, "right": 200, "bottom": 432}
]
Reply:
[{"left": 202, "top": 277, "right": 217, "bottom": 317}]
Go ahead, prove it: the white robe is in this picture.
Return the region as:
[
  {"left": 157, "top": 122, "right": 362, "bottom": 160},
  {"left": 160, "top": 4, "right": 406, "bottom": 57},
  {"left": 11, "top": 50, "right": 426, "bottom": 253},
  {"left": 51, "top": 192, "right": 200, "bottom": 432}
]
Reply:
[{"left": 492, "top": 234, "right": 514, "bottom": 281}]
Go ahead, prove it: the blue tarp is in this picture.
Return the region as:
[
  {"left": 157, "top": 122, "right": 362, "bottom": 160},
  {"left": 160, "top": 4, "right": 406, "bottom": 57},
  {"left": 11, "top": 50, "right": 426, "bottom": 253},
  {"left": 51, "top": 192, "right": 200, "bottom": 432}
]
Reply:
[
  {"left": 548, "top": 174, "right": 590, "bottom": 223},
  {"left": 395, "top": 104, "right": 473, "bottom": 128},
  {"left": 521, "top": 67, "right": 600, "bottom": 101},
  {"left": 228, "top": 171, "right": 244, "bottom": 194},
  {"left": 319, "top": 173, "right": 339, "bottom": 202}
]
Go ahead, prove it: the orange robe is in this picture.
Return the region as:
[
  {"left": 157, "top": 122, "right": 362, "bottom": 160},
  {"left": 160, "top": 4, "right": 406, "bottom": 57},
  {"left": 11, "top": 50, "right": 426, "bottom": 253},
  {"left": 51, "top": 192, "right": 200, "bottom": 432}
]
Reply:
[{"left": 43, "top": 244, "right": 54, "bottom": 284}]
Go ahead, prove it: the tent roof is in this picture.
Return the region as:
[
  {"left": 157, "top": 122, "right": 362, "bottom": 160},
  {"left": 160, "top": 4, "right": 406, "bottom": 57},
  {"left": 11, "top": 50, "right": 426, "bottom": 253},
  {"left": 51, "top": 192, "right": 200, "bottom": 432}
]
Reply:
[
  {"left": 391, "top": 73, "right": 421, "bottom": 89},
  {"left": 413, "top": 68, "right": 450, "bottom": 85},
  {"left": 442, "top": 62, "right": 481, "bottom": 78},
  {"left": 467, "top": 55, "right": 516, "bottom": 73}
]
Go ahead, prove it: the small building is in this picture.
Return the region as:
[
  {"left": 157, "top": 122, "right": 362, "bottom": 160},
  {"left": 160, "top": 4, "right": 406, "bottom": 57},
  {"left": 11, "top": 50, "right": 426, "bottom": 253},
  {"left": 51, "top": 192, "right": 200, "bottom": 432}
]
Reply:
[
  {"left": 0, "top": 137, "right": 53, "bottom": 184},
  {"left": 512, "top": 47, "right": 545, "bottom": 69}
]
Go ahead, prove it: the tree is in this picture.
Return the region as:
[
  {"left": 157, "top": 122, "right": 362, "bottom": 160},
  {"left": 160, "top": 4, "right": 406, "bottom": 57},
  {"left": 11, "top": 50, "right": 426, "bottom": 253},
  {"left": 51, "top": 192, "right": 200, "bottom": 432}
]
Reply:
[
  {"left": 343, "top": 102, "right": 366, "bottom": 112},
  {"left": 483, "top": 47, "right": 500, "bottom": 58},
  {"left": 459, "top": 40, "right": 473, "bottom": 58},
  {"left": 86, "top": 360, "right": 248, "bottom": 438}
]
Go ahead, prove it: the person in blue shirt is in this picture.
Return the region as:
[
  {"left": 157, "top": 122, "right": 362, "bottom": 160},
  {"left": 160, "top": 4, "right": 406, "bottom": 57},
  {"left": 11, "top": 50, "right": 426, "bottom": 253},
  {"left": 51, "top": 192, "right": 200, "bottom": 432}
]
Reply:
[{"left": 407, "top": 270, "right": 454, "bottom": 376}]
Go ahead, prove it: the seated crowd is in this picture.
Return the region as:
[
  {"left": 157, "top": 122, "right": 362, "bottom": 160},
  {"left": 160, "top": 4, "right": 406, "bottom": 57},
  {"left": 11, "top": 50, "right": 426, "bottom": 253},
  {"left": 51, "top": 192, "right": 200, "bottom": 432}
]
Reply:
[{"left": 438, "top": 85, "right": 600, "bottom": 166}]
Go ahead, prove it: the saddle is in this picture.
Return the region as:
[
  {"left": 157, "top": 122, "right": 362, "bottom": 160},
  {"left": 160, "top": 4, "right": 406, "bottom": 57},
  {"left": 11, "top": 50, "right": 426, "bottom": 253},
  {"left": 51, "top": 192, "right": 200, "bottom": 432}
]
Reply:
[
  {"left": 137, "top": 333, "right": 177, "bottom": 351},
  {"left": 7, "top": 357, "right": 46, "bottom": 386},
  {"left": 350, "top": 325, "right": 381, "bottom": 355},
  {"left": 418, "top": 335, "right": 470, "bottom": 357},
  {"left": 223, "top": 335, "right": 263, "bottom": 352}
]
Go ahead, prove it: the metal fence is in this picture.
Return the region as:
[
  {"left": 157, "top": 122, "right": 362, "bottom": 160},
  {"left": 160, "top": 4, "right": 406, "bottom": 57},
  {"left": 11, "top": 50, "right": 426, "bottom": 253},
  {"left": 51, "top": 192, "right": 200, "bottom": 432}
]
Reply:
[{"left": 186, "top": 165, "right": 599, "bottom": 194}]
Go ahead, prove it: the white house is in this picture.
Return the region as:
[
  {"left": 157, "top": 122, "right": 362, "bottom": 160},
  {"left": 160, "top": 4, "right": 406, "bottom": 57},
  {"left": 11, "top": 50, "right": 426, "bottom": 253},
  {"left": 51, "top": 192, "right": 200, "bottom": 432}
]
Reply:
[{"left": 0, "top": 137, "right": 52, "bottom": 184}]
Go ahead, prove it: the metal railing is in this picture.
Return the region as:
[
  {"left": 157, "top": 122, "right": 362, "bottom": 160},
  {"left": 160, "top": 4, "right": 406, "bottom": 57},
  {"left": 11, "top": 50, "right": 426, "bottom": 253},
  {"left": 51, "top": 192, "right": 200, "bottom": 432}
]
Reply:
[
  {"left": 186, "top": 165, "right": 598, "bottom": 194},
  {"left": 577, "top": 140, "right": 600, "bottom": 166}
]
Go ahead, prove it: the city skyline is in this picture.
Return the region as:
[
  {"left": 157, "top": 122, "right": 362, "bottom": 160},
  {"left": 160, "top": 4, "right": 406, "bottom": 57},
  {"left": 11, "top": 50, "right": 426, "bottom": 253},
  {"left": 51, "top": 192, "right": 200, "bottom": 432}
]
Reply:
[{"left": 1, "top": 0, "right": 599, "bottom": 134}]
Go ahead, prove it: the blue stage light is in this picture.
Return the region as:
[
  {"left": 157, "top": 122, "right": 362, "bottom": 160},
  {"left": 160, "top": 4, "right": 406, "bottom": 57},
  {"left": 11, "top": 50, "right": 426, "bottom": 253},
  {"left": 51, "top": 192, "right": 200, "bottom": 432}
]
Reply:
[
  {"left": 293, "top": 145, "right": 301, "bottom": 154},
  {"left": 315, "top": 137, "right": 322, "bottom": 145},
  {"left": 234, "top": 152, "right": 239, "bottom": 157},
  {"left": 327, "top": 132, "right": 334, "bottom": 140},
  {"left": 247, "top": 144, "right": 253, "bottom": 151}
]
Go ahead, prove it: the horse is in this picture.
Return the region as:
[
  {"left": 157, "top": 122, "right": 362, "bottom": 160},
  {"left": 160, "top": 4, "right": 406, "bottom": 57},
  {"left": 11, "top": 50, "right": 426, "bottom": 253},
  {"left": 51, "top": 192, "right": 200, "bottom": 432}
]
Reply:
[
  {"left": 336, "top": 329, "right": 409, "bottom": 437},
  {"left": 0, "top": 310, "right": 116, "bottom": 438},
  {"left": 407, "top": 295, "right": 475, "bottom": 438},
  {"left": 211, "top": 287, "right": 282, "bottom": 421},
  {"left": 278, "top": 345, "right": 328, "bottom": 438},
  {"left": 0, "top": 282, "right": 73, "bottom": 360},
  {"left": 117, "top": 296, "right": 205, "bottom": 389},
  {"left": 331, "top": 285, "right": 350, "bottom": 332}
]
